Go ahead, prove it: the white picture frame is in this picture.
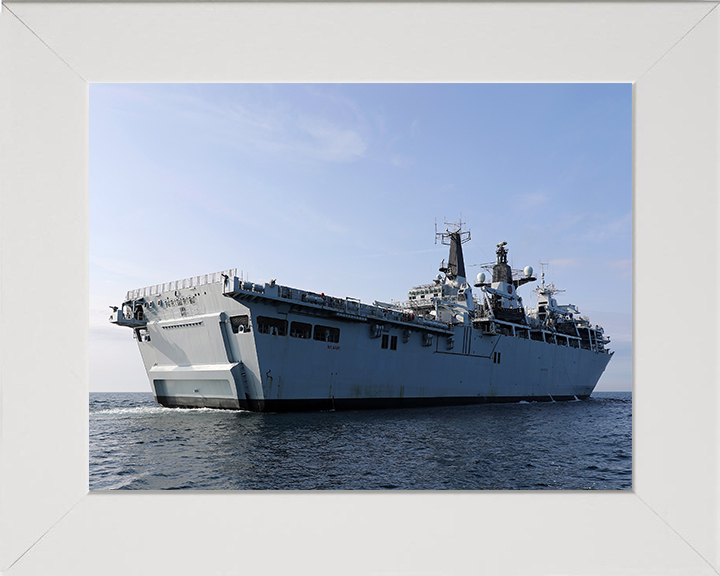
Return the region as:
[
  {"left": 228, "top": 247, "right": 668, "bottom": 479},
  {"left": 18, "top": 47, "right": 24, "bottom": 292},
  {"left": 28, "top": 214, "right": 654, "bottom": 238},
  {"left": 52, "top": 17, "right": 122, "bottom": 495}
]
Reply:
[{"left": 1, "top": 2, "right": 718, "bottom": 574}]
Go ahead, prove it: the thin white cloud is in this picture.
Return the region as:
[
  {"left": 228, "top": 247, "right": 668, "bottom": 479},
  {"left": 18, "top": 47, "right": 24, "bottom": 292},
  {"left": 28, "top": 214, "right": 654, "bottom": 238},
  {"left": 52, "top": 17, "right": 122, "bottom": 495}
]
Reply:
[
  {"left": 293, "top": 203, "right": 350, "bottom": 237},
  {"left": 105, "top": 85, "right": 371, "bottom": 165},
  {"left": 295, "top": 115, "right": 367, "bottom": 163},
  {"left": 391, "top": 154, "right": 416, "bottom": 168},
  {"left": 374, "top": 114, "right": 387, "bottom": 135},
  {"left": 606, "top": 258, "right": 632, "bottom": 277},
  {"left": 582, "top": 212, "right": 632, "bottom": 242},
  {"left": 607, "top": 259, "right": 632, "bottom": 270},
  {"left": 515, "top": 190, "right": 550, "bottom": 209},
  {"left": 385, "top": 135, "right": 403, "bottom": 148},
  {"left": 90, "top": 255, "right": 158, "bottom": 281},
  {"left": 440, "top": 183, "right": 457, "bottom": 193},
  {"left": 221, "top": 102, "right": 282, "bottom": 132},
  {"left": 410, "top": 119, "right": 420, "bottom": 136}
]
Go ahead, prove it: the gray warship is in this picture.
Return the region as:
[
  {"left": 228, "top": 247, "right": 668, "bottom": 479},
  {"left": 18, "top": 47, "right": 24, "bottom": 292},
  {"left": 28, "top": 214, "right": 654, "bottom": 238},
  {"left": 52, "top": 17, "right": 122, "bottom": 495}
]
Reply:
[{"left": 110, "top": 222, "right": 612, "bottom": 411}]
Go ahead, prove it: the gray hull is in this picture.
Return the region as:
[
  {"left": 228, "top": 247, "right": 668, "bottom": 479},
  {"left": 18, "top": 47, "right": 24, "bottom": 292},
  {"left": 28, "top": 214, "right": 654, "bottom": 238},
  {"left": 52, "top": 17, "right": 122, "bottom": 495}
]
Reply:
[{"left": 128, "top": 280, "right": 611, "bottom": 413}]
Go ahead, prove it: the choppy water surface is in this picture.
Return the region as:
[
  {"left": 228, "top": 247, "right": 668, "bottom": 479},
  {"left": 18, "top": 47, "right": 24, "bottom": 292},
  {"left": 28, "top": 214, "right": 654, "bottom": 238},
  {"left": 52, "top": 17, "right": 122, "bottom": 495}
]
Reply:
[{"left": 90, "top": 392, "right": 631, "bottom": 490}]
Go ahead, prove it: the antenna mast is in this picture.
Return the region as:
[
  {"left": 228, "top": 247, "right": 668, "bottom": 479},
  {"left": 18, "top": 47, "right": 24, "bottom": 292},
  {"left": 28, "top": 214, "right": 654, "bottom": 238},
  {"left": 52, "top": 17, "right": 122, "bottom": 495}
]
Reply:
[
  {"left": 435, "top": 218, "right": 470, "bottom": 246},
  {"left": 539, "top": 261, "right": 548, "bottom": 288},
  {"left": 436, "top": 218, "right": 471, "bottom": 279}
]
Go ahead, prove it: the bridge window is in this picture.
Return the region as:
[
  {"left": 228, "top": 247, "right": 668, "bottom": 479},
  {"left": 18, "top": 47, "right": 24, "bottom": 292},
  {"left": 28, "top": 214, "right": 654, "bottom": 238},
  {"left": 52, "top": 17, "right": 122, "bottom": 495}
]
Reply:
[
  {"left": 290, "top": 321, "right": 312, "bottom": 339},
  {"left": 257, "top": 316, "right": 287, "bottom": 336},
  {"left": 230, "top": 315, "right": 249, "bottom": 334},
  {"left": 314, "top": 324, "right": 340, "bottom": 343}
]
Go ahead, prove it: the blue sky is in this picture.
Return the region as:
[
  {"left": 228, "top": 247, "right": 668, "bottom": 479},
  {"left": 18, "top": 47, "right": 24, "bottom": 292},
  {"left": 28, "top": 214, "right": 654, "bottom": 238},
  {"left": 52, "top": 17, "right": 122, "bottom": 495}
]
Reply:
[{"left": 90, "top": 83, "right": 632, "bottom": 392}]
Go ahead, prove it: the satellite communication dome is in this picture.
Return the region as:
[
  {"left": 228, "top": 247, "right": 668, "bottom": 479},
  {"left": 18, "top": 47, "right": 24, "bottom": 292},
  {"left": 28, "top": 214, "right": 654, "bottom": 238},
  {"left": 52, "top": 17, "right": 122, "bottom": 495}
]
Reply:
[
  {"left": 477, "top": 272, "right": 486, "bottom": 283},
  {"left": 524, "top": 266, "right": 533, "bottom": 277}
]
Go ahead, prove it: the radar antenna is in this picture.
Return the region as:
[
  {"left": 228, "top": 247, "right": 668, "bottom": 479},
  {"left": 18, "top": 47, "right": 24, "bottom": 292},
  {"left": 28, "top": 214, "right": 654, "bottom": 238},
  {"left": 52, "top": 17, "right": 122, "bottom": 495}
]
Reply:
[{"left": 435, "top": 218, "right": 471, "bottom": 246}]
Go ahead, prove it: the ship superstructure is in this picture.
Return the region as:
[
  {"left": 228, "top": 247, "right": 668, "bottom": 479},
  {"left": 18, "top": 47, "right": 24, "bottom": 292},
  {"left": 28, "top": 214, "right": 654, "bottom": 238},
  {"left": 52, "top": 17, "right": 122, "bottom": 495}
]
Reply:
[{"left": 110, "top": 222, "right": 612, "bottom": 412}]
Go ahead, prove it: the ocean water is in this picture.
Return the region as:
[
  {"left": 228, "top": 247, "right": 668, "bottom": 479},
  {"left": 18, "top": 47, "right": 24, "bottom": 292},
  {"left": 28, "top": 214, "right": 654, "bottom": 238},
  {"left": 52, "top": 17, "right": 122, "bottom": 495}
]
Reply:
[{"left": 89, "top": 391, "right": 631, "bottom": 490}]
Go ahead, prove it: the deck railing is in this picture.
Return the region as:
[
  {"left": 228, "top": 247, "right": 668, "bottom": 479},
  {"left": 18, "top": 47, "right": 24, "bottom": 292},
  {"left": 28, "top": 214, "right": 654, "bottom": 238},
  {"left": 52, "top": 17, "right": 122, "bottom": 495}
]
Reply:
[{"left": 125, "top": 269, "right": 237, "bottom": 301}]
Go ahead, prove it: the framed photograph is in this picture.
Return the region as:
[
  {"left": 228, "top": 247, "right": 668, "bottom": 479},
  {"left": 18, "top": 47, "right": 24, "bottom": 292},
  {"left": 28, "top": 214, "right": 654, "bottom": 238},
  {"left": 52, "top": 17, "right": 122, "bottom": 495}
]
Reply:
[
  {"left": 1, "top": 2, "right": 718, "bottom": 574},
  {"left": 87, "top": 81, "right": 632, "bottom": 492}
]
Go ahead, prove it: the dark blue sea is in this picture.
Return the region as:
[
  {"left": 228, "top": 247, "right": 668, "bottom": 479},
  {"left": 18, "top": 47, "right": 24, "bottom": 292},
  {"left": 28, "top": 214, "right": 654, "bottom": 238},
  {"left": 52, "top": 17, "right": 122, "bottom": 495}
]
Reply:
[{"left": 89, "top": 391, "right": 631, "bottom": 490}]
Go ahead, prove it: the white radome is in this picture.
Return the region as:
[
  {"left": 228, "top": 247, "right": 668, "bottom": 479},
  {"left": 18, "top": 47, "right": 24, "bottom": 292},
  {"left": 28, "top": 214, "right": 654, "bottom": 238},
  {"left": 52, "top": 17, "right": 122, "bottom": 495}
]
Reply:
[
  {"left": 477, "top": 272, "right": 486, "bottom": 283},
  {"left": 524, "top": 266, "right": 533, "bottom": 277}
]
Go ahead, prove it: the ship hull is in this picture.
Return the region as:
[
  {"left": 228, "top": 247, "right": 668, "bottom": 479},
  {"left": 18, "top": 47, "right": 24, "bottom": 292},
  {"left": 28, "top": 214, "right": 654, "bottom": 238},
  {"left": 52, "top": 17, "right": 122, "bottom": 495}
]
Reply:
[{"left": 132, "top": 280, "right": 611, "bottom": 413}]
